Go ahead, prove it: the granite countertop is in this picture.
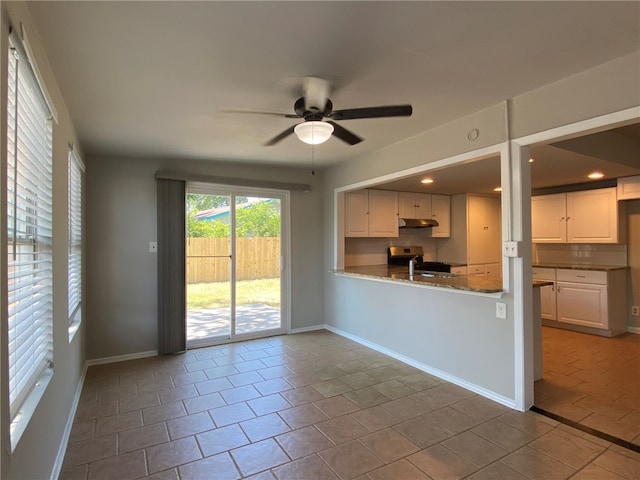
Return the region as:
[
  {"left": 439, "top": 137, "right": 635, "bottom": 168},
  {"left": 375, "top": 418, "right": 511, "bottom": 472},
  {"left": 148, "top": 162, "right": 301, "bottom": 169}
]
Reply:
[
  {"left": 533, "top": 263, "right": 627, "bottom": 272},
  {"left": 339, "top": 265, "right": 504, "bottom": 294}
]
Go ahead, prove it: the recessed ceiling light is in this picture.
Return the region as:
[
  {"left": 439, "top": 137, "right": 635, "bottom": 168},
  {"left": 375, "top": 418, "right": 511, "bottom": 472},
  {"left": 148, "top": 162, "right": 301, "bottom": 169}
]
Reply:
[
  {"left": 588, "top": 171, "right": 604, "bottom": 179},
  {"left": 493, "top": 187, "right": 502, "bottom": 192},
  {"left": 421, "top": 178, "right": 434, "bottom": 184},
  {"left": 529, "top": 158, "right": 535, "bottom": 163}
]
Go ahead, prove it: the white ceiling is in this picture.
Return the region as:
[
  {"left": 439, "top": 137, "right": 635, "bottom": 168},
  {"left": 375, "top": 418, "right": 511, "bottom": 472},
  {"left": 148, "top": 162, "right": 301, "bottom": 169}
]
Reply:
[{"left": 27, "top": 1, "right": 640, "bottom": 173}]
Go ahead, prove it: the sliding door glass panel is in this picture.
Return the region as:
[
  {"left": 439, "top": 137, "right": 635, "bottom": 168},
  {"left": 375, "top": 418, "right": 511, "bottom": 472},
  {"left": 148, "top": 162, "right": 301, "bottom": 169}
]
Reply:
[
  {"left": 186, "top": 193, "right": 232, "bottom": 345},
  {"left": 234, "top": 195, "right": 282, "bottom": 335}
]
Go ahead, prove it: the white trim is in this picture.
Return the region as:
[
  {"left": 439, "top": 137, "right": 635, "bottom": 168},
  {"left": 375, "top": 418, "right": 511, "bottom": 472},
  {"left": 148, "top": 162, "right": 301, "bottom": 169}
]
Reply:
[
  {"left": 289, "top": 324, "right": 325, "bottom": 334},
  {"left": 9, "top": 369, "right": 53, "bottom": 452},
  {"left": 50, "top": 363, "right": 88, "bottom": 480},
  {"left": 19, "top": 23, "right": 59, "bottom": 123},
  {"left": 324, "top": 325, "right": 516, "bottom": 410},
  {"left": 627, "top": 326, "right": 640, "bottom": 334},
  {"left": 85, "top": 350, "right": 158, "bottom": 367},
  {"left": 335, "top": 142, "right": 508, "bottom": 194},
  {"left": 513, "top": 106, "right": 640, "bottom": 146}
]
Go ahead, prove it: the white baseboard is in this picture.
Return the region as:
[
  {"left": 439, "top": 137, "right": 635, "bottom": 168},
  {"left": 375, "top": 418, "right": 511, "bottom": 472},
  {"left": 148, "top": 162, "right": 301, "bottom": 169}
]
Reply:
[
  {"left": 627, "top": 326, "right": 640, "bottom": 334},
  {"left": 86, "top": 350, "right": 158, "bottom": 367},
  {"left": 324, "top": 324, "right": 516, "bottom": 410},
  {"left": 289, "top": 324, "right": 326, "bottom": 334},
  {"left": 50, "top": 362, "right": 88, "bottom": 480}
]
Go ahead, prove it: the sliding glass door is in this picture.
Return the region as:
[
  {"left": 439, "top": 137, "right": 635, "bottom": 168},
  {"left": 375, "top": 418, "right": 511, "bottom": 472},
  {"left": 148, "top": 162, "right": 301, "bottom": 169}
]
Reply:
[{"left": 186, "top": 184, "right": 288, "bottom": 347}]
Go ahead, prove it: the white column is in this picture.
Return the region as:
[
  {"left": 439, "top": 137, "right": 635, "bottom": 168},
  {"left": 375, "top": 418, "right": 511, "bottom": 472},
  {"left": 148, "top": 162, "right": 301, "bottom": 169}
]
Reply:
[{"left": 510, "top": 142, "right": 534, "bottom": 410}]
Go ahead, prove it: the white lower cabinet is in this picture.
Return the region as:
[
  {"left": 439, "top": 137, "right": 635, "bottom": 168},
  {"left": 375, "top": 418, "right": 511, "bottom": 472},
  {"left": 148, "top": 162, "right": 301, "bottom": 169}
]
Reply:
[
  {"left": 467, "top": 263, "right": 501, "bottom": 277},
  {"left": 557, "top": 281, "right": 607, "bottom": 329},
  {"left": 532, "top": 267, "right": 556, "bottom": 321},
  {"left": 535, "top": 267, "right": 627, "bottom": 336}
]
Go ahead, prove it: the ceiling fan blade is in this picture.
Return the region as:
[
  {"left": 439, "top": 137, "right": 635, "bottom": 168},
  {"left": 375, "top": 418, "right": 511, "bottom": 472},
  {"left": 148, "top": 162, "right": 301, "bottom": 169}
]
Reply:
[
  {"left": 329, "top": 104, "right": 412, "bottom": 121},
  {"left": 327, "top": 121, "right": 363, "bottom": 145},
  {"left": 265, "top": 125, "right": 297, "bottom": 146},
  {"left": 220, "top": 108, "right": 299, "bottom": 119}
]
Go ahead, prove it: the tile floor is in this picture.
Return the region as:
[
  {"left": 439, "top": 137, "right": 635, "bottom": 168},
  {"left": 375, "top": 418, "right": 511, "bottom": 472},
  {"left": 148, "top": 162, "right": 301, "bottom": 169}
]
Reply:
[
  {"left": 535, "top": 325, "right": 640, "bottom": 446},
  {"left": 60, "top": 330, "right": 640, "bottom": 479}
]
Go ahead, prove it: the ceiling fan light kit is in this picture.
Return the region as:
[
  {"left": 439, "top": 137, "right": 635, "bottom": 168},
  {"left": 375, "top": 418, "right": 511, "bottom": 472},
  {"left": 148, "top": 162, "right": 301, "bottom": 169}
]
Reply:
[{"left": 294, "top": 121, "right": 334, "bottom": 145}]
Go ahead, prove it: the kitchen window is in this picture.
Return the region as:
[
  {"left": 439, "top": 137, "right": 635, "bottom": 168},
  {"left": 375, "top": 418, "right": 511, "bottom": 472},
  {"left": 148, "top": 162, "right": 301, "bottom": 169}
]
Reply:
[
  {"left": 6, "top": 33, "right": 54, "bottom": 449},
  {"left": 68, "top": 147, "right": 84, "bottom": 340}
]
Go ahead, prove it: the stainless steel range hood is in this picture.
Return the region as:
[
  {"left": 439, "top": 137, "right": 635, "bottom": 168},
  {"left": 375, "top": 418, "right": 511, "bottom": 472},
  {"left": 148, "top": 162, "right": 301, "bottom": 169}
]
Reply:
[{"left": 398, "top": 218, "right": 439, "bottom": 228}]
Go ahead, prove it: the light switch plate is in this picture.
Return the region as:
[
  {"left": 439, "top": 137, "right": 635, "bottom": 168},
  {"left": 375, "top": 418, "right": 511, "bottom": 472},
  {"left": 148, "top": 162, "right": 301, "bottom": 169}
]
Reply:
[
  {"left": 496, "top": 302, "right": 507, "bottom": 319},
  {"left": 502, "top": 241, "right": 521, "bottom": 258}
]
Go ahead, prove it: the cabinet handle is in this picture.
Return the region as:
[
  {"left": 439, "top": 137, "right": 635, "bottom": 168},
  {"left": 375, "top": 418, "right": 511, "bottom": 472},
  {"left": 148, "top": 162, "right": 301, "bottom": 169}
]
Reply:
[
  {"left": 560, "top": 217, "right": 565, "bottom": 221},
  {"left": 566, "top": 216, "right": 571, "bottom": 220},
  {"left": 577, "top": 275, "right": 586, "bottom": 278},
  {"left": 551, "top": 285, "right": 555, "bottom": 292}
]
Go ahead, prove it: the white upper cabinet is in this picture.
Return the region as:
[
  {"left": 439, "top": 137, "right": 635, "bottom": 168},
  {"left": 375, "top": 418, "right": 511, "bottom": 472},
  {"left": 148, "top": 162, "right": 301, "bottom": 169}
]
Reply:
[
  {"left": 345, "top": 189, "right": 398, "bottom": 238},
  {"left": 467, "top": 194, "right": 501, "bottom": 265},
  {"left": 566, "top": 188, "right": 618, "bottom": 243},
  {"left": 398, "top": 192, "right": 451, "bottom": 238},
  {"left": 617, "top": 175, "right": 640, "bottom": 200},
  {"left": 532, "top": 193, "right": 567, "bottom": 243},
  {"left": 368, "top": 190, "right": 399, "bottom": 237},
  {"left": 344, "top": 190, "right": 369, "bottom": 237},
  {"left": 398, "top": 192, "right": 431, "bottom": 219},
  {"left": 429, "top": 194, "right": 451, "bottom": 238},
  {"left": 532, "top": 187, "right": 621, "bottom": 244}
]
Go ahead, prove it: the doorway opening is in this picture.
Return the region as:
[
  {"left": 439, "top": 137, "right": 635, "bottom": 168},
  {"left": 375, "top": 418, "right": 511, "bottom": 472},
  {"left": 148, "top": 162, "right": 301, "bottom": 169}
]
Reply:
[{"left": 185, "top": 183, "right": 289, "bottom": 347}]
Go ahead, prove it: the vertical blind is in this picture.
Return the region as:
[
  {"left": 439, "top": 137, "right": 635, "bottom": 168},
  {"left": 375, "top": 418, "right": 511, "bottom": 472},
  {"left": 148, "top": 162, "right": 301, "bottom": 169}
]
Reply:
[
  {"left": 68, "top": 149, "right": 83, "bottom": 325},
  {"left": 6, "top": 37, "right": 54, "bottom": 420}
]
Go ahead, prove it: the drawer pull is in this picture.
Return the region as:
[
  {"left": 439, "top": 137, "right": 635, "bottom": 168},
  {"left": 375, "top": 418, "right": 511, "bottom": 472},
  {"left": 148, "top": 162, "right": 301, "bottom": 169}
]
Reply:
[{"left": 577, "top": 275, "right": 586, "bottom": 278}]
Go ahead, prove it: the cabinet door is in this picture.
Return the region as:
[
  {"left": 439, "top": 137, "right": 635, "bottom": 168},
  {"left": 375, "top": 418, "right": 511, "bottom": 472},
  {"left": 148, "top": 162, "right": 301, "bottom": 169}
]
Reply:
[
  {"left": 617, "top": 175, "right": 640, "bottom": 200},
  {"left": 467, "top": 195, "right": 501, "bottom": 265},
  {"left": 485, "top": 262, "right": 501, "bottom": 279},
  {"left": 557, "top": 281, "right": 608, "bottom": 329},
  {"left": 368, "top": 190, "right": 399, "bottom": 237},
  {"left": 430, "top": 194, "right": 450, "bottom": 237},
  {"left": 540, "top": 283, "right": 557, "bottom": 321},
  {"left": 532, "top": 194, "right": 567, "bottom": 243},
  {"left": 414, "top": 194, "right": 431, "bottom": 220},
  {"left": 398, "top": 193, "right": 418, "bottom": 218},
  {"left": 566, "top": 188, "right": 618, "bottom": 243},
  {"left": 344, "top": 190, "right": 369, "bottom": 237}
]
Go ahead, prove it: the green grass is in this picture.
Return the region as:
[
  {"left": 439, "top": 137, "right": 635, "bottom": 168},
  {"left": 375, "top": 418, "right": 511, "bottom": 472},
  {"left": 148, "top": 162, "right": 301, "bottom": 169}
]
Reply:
[{"left": 187, "top": 278, "right": 280, "bottom": 310}]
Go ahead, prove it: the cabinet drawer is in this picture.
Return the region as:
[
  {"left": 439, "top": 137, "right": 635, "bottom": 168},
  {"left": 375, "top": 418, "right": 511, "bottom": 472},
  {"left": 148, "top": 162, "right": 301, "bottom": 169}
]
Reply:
[
  {"left": 556, "top": 269, "right": 606, "bottom": 285},
  {"left": 468, "top": 264, "right": 486, "bottom": 275},
  {"left": 450, "top": 266, "right": 467, "bottom": 275},
  {"left": 532, "top": 267, "right": 555, "bottom": 281}
]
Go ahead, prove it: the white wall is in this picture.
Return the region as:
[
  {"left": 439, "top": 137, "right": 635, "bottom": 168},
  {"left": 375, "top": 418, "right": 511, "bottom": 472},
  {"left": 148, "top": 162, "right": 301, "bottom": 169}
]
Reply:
[
  {"left": 1, "top": 3, "right": 85, "bottom": 479},
  {"left": 85, "top": 155, "right": 325, "bottom": 360},
  {"left": 323, "top": 52, "right": 640, "bottom": 407}
]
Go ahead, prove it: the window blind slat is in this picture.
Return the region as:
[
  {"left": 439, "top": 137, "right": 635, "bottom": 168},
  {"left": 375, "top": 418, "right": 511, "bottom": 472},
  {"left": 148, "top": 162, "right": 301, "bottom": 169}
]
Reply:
[
  {"left": 6, "top": 37, "right": 53, "bottom": 421},
  {"left": 68, "top": 149, "right": 83, "bottom": 325}
]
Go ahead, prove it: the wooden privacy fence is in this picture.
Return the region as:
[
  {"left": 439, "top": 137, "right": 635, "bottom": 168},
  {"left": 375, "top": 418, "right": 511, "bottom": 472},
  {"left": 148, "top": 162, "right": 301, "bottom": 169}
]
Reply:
[{"left": 186, "top": 237, "right": 280, "bottom": 283}]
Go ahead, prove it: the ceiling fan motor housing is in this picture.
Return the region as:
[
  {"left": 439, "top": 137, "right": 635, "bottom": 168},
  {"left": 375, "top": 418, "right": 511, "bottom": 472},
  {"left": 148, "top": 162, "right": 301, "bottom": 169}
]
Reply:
[{"left": 294, "top": 97, "right": 333, "bottom": 119}]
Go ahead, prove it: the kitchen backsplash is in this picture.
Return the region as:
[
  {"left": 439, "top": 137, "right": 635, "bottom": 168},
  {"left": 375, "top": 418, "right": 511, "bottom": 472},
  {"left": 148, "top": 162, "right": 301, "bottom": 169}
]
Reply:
[
  {"left": 533, "top": 243, "right": 628, "bottom": 267},
  {"left": 345, "top": 231, "right": 438, "bottom": 266}
]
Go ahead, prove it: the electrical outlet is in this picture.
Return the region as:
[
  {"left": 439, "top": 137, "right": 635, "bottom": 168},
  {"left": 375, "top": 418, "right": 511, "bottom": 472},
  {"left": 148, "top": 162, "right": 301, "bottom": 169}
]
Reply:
[
  {"left": 632, "top": 306, "right": 640, "bottom": 316},
  {"left": 496, "top": 302, "right": 507, "bottom": 319},
  {"left": 149, "top": 241, "right": 157, "bottom": 253}
]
